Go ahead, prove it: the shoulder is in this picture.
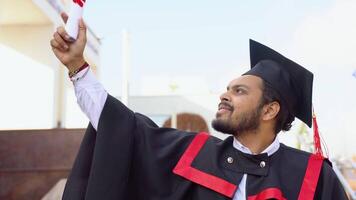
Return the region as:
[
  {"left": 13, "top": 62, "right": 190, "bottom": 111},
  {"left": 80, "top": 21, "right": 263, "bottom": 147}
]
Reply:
[
  {"left": 278, "top": 143, "right": 312, "bottom": 159},
  {"left": 189, "top": 132, "right": 227, "bottom": 149},
  {"left": 279, "top": 144, "right": 333, "bottom": 167},
  {"left": 320, "top": 158, "right": 335, "bottom": 177},
  {"left": 173, "top": 132, "right": 227, "bottom": 159},
  {"left": 273, "top": 144, "right": 313, "bottom": 173},
  {"left": 177, "top": 132, "right": 224, "bottom": 148},
  {"left": 278, "top": 144, "right": 336, "bottom": 176}
]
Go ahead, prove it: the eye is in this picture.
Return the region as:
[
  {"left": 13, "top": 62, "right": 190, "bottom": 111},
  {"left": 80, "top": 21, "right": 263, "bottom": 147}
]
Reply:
[{"left": 235, "top": 88, "right": 244, "bottom": 94}]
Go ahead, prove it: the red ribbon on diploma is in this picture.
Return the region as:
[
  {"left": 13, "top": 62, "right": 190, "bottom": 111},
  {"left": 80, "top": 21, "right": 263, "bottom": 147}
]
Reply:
[{"left": 73, "top": 0, "right": 86, "bottom": 7}]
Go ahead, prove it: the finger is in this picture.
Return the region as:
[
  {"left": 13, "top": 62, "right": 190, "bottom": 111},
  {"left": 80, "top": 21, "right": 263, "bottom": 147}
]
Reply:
[
  {"left": 61, "top": 12, "right": 69, "bottom": 24},
  {"left": 77, "top": 19, "right": 87, "bottom": 42},
  {"left": 52, "top": 47, "right": 61, "bottom": 56},
  {"left": 53, "top": 32, "right": 69, "bottom": 50},
  {"left": 57, "top": 26, "right": 72, "bottom": 42},
  {"left": 50, "top": 39, "right": 66, "bottom": 51}
]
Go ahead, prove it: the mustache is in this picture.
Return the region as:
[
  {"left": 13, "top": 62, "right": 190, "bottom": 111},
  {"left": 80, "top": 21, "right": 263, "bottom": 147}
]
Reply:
[{"left": 218, "top": 101, "right": 233, "bottom": 111}]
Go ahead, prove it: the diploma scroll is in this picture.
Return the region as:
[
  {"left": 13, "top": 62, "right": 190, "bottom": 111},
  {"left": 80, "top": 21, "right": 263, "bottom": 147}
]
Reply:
[{"left": 65, "top": 0, "right": 86, "bottom": 42}]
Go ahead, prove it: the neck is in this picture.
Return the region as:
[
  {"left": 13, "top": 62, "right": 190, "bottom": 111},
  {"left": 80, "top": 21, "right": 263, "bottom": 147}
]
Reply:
[{"left": 235, "top": 127, "right": 276, "bottom": 154}]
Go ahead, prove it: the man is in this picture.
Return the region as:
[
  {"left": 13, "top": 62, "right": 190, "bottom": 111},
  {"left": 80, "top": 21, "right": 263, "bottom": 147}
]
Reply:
[{"left": 51, "top": 13, "right": 348, "bottom": 200}]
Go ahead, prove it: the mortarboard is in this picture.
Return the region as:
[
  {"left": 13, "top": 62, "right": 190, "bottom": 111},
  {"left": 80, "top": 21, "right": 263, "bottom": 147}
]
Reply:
[{"left": 243, "top": 39, "right": 314, "bottom": 127}]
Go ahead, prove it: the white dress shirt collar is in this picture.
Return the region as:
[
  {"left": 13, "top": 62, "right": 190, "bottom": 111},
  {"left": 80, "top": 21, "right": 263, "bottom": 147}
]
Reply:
[{"left": 233, "top": 136, "right": 280, "bottom": 156}]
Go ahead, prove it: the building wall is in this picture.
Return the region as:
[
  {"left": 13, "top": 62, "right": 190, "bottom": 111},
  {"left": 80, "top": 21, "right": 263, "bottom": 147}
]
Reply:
[
  {"left": 0, "top": 43, "right": 55, "bottom": 129},
  {"left": 0, "top": 0, "right": 101, "bottom": 129},
  {"left": 0, "top": 24, "right": 57, "bottom": 67}
]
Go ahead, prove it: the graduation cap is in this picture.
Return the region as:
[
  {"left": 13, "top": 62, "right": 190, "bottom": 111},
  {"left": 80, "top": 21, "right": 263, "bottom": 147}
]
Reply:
[{"left": 243, "top": 39, "right": 314, "bottom": 127}]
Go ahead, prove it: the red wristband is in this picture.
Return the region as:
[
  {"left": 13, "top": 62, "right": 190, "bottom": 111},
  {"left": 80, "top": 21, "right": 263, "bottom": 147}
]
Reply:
[{"left": 68, "top": 62, "right": 89, "bottom": 78}]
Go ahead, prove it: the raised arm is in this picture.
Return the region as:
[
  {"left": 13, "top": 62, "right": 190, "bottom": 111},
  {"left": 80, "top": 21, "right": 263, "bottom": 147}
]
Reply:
[
  {"left": 72, "top": 68, "right": 107, "bottom": 130},
  {"left": 50, "top": 13, "right": 106, "bottom": 130}
]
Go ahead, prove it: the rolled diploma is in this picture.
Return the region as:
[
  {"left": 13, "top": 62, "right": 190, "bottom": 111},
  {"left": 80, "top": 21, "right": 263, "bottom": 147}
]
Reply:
[{"left": 65, "top": 2, "right": 83, "bottom": 41}]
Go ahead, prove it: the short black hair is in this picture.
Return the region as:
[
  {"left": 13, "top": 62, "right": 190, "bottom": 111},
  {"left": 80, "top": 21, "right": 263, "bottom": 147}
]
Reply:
[{"left": 260, "top": 80, "right": 295, "bottom": 134}]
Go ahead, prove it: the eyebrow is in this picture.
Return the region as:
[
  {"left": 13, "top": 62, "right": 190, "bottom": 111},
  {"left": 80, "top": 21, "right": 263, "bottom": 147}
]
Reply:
[{"left": 227, "top": 84, "right": 250, "bottom": 91}]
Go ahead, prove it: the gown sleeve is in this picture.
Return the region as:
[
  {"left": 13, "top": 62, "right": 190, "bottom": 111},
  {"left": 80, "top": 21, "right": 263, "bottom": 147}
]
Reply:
[{"left": 63, "top": 94, "right": 196, "bottom": 200}]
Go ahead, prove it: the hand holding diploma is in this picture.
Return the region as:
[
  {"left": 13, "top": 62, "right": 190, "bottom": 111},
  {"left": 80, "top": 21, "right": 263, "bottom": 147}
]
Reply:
[{"left": 50, "top": 12, "right": 87, "bottom": 73}]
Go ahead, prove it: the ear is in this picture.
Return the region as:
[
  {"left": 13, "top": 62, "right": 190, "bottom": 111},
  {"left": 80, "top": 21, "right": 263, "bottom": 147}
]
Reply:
[{"left": 261, "top": 101, "right": 280, "bottom": 121}]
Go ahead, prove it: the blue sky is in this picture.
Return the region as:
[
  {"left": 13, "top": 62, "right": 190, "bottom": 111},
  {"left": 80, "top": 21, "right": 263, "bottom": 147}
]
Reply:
[
  {"left": 1, "top": 0, "right": 354, "bottom": 155},
  {"left": 80, "top": 0, "right": 356, "bottom": 155},
  {"left": 84, "top": 0, "right": 333, "bottom": 95}
]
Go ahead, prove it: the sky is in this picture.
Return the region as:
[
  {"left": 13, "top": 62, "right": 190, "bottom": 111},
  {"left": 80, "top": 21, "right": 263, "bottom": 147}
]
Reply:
[
  {"left": 83, "top": 0, "right": 333, "bottom": 94},
  {"left": 81, "top": 0, "right": 356, "bottom": 156},
  {"left": 1, "top": 0, "right": 355, "bottom": 156}
]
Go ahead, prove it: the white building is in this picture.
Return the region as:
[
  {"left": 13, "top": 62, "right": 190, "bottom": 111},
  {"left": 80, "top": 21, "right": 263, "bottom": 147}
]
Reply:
[{"left": 0, "top": 0, "right": 101, "bottom": 129}]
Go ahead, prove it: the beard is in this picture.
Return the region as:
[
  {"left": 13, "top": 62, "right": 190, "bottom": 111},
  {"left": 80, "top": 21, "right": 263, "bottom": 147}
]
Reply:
[{"left": 212, "top": 103, "right": 262, "bottom": 136}]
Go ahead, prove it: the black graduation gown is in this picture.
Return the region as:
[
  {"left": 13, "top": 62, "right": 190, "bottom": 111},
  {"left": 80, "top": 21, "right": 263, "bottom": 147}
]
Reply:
[{"left": 63, "top": 95, "right": 349, "bottom": 200}]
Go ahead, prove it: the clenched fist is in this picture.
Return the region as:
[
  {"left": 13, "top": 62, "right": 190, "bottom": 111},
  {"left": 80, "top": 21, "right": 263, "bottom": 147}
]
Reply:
[{"left": 50, "top": 12, "right": 87, "bottom": 73}]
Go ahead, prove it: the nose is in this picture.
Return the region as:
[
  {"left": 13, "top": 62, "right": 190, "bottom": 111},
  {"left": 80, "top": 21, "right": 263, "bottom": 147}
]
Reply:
[{"left": 220, "top": 91, "right": 231, "bottom": 102}]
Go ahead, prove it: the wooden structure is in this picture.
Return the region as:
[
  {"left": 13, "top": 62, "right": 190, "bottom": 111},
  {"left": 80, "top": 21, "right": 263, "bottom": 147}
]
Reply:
[{"left": 0, "top": 129, "right": 85, "bottom": 200}]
